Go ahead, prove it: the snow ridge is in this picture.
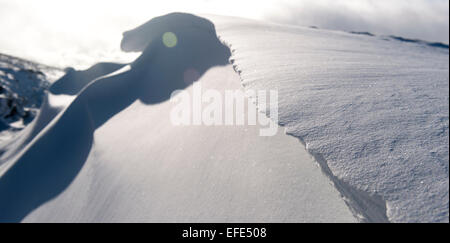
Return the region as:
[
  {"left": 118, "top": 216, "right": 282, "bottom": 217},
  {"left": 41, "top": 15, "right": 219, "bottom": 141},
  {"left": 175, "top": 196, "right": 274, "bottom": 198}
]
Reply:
[
  {"left": 221, "top": 36, "right": 389, "bottom": 223},
  {"left": 0, "top": 13, "right": 447, "bottom": 223},
  {"left": 210, "top": 15, "right": 449, "bottom": 222}
]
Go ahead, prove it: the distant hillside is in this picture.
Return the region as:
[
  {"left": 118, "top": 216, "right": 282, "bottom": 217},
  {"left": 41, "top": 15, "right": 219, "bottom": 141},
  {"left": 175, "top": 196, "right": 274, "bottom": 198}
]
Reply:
[{"left": 0, "top": 53, "right": 63, "bottom": 134}]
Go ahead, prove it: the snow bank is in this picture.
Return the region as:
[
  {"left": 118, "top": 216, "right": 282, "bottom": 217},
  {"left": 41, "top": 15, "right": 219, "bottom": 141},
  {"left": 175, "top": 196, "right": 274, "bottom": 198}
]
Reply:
[
  {"left": 205, "top": 15, "right": 449, "bottom": 222},
  {"left": 0, "top": 13, "right": 357, "bottom": 223},
  {"left": 0, "top": 13, "right": 448, "bottom": 223}
]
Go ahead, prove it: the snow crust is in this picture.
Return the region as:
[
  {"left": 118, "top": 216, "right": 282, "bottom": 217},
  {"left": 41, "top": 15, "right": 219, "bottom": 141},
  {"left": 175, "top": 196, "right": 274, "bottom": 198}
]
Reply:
[
  {"left": 0, "top": 13, "right": 448, "bottom": 222},
  {"left": 205, "top": 15, "right": 449, "bottom": 222},
  {"left": 0, "top": 13, "right": 356, "bottom": 222}
]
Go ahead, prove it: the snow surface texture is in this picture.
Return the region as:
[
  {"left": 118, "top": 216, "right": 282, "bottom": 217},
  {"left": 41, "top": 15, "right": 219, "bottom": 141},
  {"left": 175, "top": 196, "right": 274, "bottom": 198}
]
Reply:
[
  {"left": 0, "top": 13, "right": 356, "bottom": 222},
  {"left": 121, "top": 14, "right": 449, "bottom": 222},
  {"left": 201, "top": 15, "right": 448, "bottom": 222},
  {"left": 0, "top": 13, "right": 448, "bottom": 222}
]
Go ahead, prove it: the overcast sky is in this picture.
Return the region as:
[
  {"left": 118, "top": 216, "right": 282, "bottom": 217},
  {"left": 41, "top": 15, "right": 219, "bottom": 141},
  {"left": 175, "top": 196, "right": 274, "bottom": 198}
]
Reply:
[{"left": 0, "top": 0, "right": 448, "bottom": 68}]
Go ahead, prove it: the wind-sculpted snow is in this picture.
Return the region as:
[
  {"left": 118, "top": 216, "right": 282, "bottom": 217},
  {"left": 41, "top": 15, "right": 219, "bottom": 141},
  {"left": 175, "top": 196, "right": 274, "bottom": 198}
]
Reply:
[
  {"left": 0, "top": 13, "right": 447, "bottom": 223},
  {"left": 0, "top": 13, "right": 359, "bottom": 223},
  {"left": 0, "top": 62, "right": 124, "bottom": 165},
  {"left": 50, "top": 63, "right": 126, "bottom": 96},
  {"left": 208, "top": 15, "right": 449, "bottom": 222},
  {"left": 0, "top": 13, "right": 238, "bottom": 222}
]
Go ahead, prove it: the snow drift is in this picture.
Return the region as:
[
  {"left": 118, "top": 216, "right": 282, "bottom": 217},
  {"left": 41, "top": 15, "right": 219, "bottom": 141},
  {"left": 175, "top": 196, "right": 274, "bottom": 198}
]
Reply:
[
  {"left": 0, "top": 13, "right": 356, "bottom": 223},
  {"left": 0, "top": 13, "right": 448, "bottom": 223},
  {"left": 206, "top": 15, "right": 449, "bottom": 222}
]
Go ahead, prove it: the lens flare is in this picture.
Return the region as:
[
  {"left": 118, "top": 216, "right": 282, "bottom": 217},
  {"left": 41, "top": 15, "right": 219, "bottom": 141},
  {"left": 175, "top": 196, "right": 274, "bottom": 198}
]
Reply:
[{"left": 162, "top": 32, "right": 177, "bottom": 48}]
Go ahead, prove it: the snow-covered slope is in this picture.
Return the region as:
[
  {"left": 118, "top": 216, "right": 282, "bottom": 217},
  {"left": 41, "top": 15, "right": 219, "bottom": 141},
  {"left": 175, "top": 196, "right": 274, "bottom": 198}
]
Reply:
[
  {"left": 0, "top": 13, "right": 356, "bottom": 223},
  {"left": 14, "top": 65, "right": 358, "bottom": 223},
  {"left": 206, "top": 15, "right": 449, "bottom": 222},
  {"left": 0, "top": 13, "right": 448, "bottom": 223},
  {"left": 0, "top": 53, "right": 63, "bottom": 142}
]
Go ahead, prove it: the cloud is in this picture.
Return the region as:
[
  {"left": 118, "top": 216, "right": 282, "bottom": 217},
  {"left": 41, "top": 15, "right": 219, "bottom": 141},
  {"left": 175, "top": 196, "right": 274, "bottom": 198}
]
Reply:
[
  {"left": 264, "top": 0, "right": 449, "bottom": 43},
  {"left": 0, "top": 0, "right": 447, "bottom": 68}
]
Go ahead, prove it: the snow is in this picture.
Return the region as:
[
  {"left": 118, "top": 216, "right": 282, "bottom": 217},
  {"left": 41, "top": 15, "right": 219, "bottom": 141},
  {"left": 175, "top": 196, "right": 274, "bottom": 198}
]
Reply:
[
  {"left": 0, "top": 53, "right": 63, "bottom": 143},
  {"left": 0, "top": 12, "right": 448, "bottom": 222},
  {"left": 205, "top": 15, "right": 449, "bottom": 222},
  {"left": 20, "top": 65, "right": 356, "bottom": 223},
  {"left": 0, "top": 13, "right": 356, "bottom": 222}
]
